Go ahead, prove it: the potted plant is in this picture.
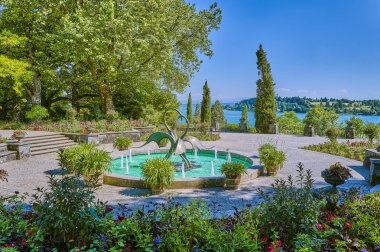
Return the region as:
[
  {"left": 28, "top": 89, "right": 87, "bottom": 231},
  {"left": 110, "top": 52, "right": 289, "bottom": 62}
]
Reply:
[
  {"left": 321, "top": 162, "right": 352, "bottom": 191},
  {"left": 12, "top": 130, "right": 26, "bottom": 141},
  {"left": 221, "top": 162, "right": 246, "bottom": 190},
  {"left": 113, "top": 136, "right": 133, "bottom": 151},
  {"left": 259, "top": 144, "right": 286, "bottom": 176},
  {"left": 142, "top": 157, "right": 175, "bottom": 194}
]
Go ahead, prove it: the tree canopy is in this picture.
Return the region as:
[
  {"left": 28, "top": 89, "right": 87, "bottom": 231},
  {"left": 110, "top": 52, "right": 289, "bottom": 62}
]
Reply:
[{"left": 0, "top": 0, "right": 222, "bottom": 121}]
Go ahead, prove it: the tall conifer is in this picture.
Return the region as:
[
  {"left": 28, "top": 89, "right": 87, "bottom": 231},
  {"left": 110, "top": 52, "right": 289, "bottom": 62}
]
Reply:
[
  {"left": 254, "top": 45, "right": 277, "bottom": 133},
  {"left": 186, "top": 93, "right": 193, "bottom": 124},
  {"left": 201, "top": 81, "right": 211, "bottom": 125}
]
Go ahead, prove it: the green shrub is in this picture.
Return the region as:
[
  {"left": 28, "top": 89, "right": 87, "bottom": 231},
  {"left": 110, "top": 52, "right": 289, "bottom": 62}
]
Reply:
[
  {"left": 32, "top": 174, "right": 103, "bottom": 249},
  {"left": 25, "top": 105, "right": 49, "bottom": 122},
  {"left": 142, "top": 158, "right": 175, "bottom": 189},
  {"left": 58, "top": 144, "right": 111, "bottom": 182},
  {"left": 187, "top": 132, "right": 221, "bottom": 141},
  {"left": 221, "top": 162, "right": 246, "bottom": 178},
  {"left": 325, "top": 127, "right": 340, "bottom": 142},
  {"left": 113, "top": 136, "right": 133, "bottom": 150},
  {"left": 364, "top": 123, "right": 379, "bottom": 144},
  {"left": 259, "top": 144, "right": 286, "bottom": 174},
  {"left": 225, "top": 123, "right": 240, "bottom": 132},
  {"left": 158, "top": 138, "right": 169, "bottom": 147},
  {"left": 277, "top": 111, "right": 305, "bottom": 135},
  {"left": 304, "top": 141, "right": 367, "bottom": 161},
  {"left": 259, "top": 163, "right": 318, "bottom": 251}
]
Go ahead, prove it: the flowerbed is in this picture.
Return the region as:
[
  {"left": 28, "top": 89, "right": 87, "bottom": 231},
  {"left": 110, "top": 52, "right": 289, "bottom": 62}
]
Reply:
[
  {"left": 303, "top": 141, "right": 373, "bottom": 161},
  {"left": 1, "top": 164, "right": 380, "bottom": 251}
]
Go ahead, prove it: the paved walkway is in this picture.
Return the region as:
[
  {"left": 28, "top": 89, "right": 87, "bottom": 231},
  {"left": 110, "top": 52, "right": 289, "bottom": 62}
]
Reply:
[{"left": 0, "top": 132, "right": 371, "bottom": 210}]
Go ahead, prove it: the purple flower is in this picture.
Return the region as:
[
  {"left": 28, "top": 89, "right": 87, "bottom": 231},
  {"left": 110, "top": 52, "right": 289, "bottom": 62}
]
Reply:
[
  {"left": 360, "top": 249, "right": 369, "bottom": 252},
  {"left": 153, "top": 237, "right": 162, "bottom": 244}
]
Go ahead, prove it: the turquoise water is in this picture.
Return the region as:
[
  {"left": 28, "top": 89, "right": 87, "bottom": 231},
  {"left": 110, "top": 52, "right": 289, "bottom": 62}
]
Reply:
[
  {"left": 179, "top": 104, "right": 380, "bottom": 127},
  {"left": 110, "top": 152, "right": 252, "bottom": 178}
]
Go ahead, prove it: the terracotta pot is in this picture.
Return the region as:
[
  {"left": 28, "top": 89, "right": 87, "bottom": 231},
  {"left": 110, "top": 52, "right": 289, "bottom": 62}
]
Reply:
[
  {"left": 225, "top": 175, "right": 241, "bottom": 190},
  {"left": 33, "top": 127, "right": 41, "bottom": 131},
  {"left": 266, "top": 166, "right": 279, "bottom": 176},
  {"left": 83, "top": 174, "right": 103, "bottom": 186},
  {"left": 151, "top": 185, "right": 164, "bottom": 195}
]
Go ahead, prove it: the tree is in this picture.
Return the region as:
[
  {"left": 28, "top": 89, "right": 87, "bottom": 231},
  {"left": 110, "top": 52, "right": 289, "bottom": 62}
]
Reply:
[
  {"left": 211, "top": 100, "right": 224, "bottom": 128},
  {"left": 240, "top": 105, "right": 249, "bottom": 131},
  {"left": 194, "top": 104, "right": 201, "bottom": 124},
  {"left": 303, "top": 105, "right": 338, "bottom": 135},
  {"left": 200, "top": 81, "right": 211, "bottom": 125},
  {"left": 187, "top": 93, "right": 193, "bottom": 124},
  {"left": 254, "top": 45, "right": 277, "bottom": 133}
]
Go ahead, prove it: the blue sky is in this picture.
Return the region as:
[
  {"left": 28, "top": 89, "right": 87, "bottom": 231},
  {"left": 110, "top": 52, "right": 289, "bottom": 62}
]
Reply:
[{"left": 179, "top": 0, "right": 380, "bottom": 103}]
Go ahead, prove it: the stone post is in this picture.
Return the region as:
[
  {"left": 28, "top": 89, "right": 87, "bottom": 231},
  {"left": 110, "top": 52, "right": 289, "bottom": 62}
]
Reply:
[
  {"left": 304, "top": 125, "right": 315, "bottom": 137},
  {"left": 345, "top": 127, "right": 355, "bottom": 139},
  {"left": 268, "top": 123, "right": 279, "bottom": 134},
  {"left": 6, "top": 140, "right": 31, "bottom": 159}
]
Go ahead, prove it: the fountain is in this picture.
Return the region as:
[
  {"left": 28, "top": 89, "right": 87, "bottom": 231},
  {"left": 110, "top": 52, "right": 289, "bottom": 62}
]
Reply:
[{"left": 104, "top": 108, "right": 261, "bottom": 189}]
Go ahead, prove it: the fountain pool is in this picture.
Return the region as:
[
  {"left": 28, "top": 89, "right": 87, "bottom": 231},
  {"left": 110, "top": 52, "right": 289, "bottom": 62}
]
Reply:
[{"left": 104, "top": 149, "right": 263, "bottom": 189}]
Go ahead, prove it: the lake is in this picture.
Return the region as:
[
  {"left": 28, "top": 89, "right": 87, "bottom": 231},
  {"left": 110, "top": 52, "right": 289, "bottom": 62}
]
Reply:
[{"left": 178, "top": 104, "right": 380, "bottom": 126}]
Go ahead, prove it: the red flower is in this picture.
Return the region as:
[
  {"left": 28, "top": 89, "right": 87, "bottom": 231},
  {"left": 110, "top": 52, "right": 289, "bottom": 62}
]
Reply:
[
  {"left": 315, "top": 223, "right": 323, "bottom": 230},
  {"left": 344, "top": 221, "right": 352, "bottom": 229},
  {"left": 105, "top": 206, "right": 113, "bottom": 213},
  {"left": 27, "top": 230, "right": 33, "bottom": 236},
  {"left": 269, "top": 242, "right": 274, "bottom": 252},
  {"left": 21, "top": 238, "right": 27, "bottom": 246},
  {"left": 82, "top": 241, "right": 87, "bottom": 246},
  {"left": 261, "top": 237, "right": 268, "bottom": 242},
  {"left": 268, "top": 221, "right": 273, "bottom": 225},
  {"left": 277, "top": 240, "right": 282, "bottom": 247},
  {"left": 118, "top": 215, "right": 125, "bottom": 221}
]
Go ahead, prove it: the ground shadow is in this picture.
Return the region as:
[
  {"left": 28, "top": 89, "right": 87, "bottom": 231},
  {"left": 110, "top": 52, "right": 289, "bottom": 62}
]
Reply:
[{"left": 44, "top": 168, "right": 68, "bottom": 176}]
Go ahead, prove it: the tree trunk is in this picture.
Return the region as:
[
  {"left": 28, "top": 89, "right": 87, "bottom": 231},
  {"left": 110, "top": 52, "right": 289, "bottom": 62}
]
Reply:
[
  {"left": 72, "top": 82, "right": 80, "bottom": 114},
  {"left": 31, "top": 73, "right": 42, "bottom": 106},
  {"left": 98, "top": 82, "right": 115, "bottom": 115}
]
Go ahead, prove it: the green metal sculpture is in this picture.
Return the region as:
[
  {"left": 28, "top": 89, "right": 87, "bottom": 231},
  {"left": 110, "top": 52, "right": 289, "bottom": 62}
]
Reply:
[{"left": 139, "top": 108, "right": 192, "bottom": 169}]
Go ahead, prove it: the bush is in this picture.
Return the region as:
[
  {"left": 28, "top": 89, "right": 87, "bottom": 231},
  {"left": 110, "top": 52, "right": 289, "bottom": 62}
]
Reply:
[
  {"left": 259, "top": 144, "right": 286, "bottom": 174},
  {"left": 258, "top": 163, "right": 318, "bottom": 251},
  {"left": 325, "top": 127, "right": 340, "bottom": 142},
  {"left": 221, "top": 162, "right": 246, "bottom": 178},
  {"left": 187, "top": 132, "right": 221, "bottom": 141},
  {"left": 142, "top": 158, "right": 175, "bottom": 189},
  {"left": 113, "top": 136, "right": 133, "bottom": 150},
  {"left": 364, "top": 123, "right": 379, "bottom": 144},
  {"left": 158, "top": 138, "right": 169, "bottom": 147},
  {"left": 304, "top": 141, "right": 367, "bottom": 161},
  {"left": 58, "top": 144, "right": 111, "bottom": 183},
  {"left": 32, "top": 174, "right": 103, "bottom": 249},
  {"left": 277, "top": 111, "right": 305, "bottom": 135},
  {"left": 25, "top": 105, "right": 49, "bottom": 122}
]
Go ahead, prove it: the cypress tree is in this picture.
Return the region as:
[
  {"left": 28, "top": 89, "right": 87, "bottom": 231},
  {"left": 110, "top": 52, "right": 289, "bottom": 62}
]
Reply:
[
  {"left": 200, "top": 81, "right": 211, "bottom": 125},
  {"left": 211, "top": 100, "right": 224, "bottom": 128},
  {"left": 186, "top": 93, "right": 193, "bottom": 124},
  {"left": 254, "top": 44, "right": 277, "bottom": 133},
  {"left": 240, "top": 104, "right": 249, "bottom": 131},
  {"left": 194, "top": 104, "right": 201, "bottom": 124}
]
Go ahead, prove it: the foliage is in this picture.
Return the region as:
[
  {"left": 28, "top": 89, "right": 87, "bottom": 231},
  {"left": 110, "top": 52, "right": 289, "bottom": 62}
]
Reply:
[
  {"left": 0, "top": 169, "right": 8, "bottom": 182},
  {"left": 25, "top": 105, "right": 49, "bottom": 122},
  {"left": 211, "top": 100, "right": 224, "bottom": 128},
  {"left": 58, "top": 144, "right": 111, "bottom": 182},
  {"left": 325, "top": 127, "right": 340, "bottom": 142},
  {"left": 303, "top": 105, "right": 339, "bottom": 135},
  {"left": 240, "top": 104, "right": 249, "bottom": 131},
  {"left": 0, "top": 135, "right": 7, "bottom": 143},
  {"left": 254, "top": 44, "right": 277, "bottom": 133},
  {"left": 200, "top": 81, "right": 212, "bottom": 125},
  {"left": 259, "top": 144, "right": 286, "bottom": 174},
  {"left": 32, "top": 173, "right": 104, "bottom": 249},
  {"left": 194, "top": 103, "right": 201, "bottom": 125},
  {"left": 187, "top": 132, "right": 221, "bottom": 141},
  {"left": 142, "top": 158, "right": 175, "bottom": 188},
  {"left": 259, "top": 163, "right": 318, "bottom": 251},
  {"left": 304, "top": 141, "right": 368, "bottom": 161},
  {"left": 221, "top": 162, "right": 246, "bottom": 178},
  {"left": 321, "top": 162, "right": 353, "bottom": 180},
  {"left": 158, "top": 138, "right": 170, "bottom": 147},
  {"left": 0, "top": 0, "right": 221, "bottom": 120},
  {"left": 113, "top": 136, "right": 133, "bottom": 151},
  {"left": 186, "top": 93, "right": 193, "bottom": 124},
  {"left": 345, "top": 116, "right": 364, "bottom": 136},
  {"left": 364, "top": 123, "right": 379, "bottom": 144},
  {"left": 276, "top": 111, "right": 304, "bottom": 135}
]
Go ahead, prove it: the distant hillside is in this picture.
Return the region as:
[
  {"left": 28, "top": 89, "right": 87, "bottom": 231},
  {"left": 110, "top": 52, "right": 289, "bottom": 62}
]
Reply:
[{"left": 223, "top": 96, "right": 380, "bottom": 115}]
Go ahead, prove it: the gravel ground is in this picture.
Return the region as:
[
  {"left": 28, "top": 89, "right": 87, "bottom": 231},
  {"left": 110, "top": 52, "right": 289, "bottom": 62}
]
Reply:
[{"left": 0, "top": 131, "right": 372, "bottom": 211}]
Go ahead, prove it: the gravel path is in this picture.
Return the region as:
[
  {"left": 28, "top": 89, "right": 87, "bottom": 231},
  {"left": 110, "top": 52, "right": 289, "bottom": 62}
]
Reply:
[{"left": 0, "top": 132, "right": 371, "bottom": 210}]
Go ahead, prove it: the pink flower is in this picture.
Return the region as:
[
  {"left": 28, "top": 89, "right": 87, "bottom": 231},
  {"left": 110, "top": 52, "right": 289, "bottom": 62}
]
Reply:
[
  {"left": 261, "top": 237, "right": 268, "bottom": 242},
  {"left": 315, "top": 223, "right": 323, "bottom": 230}
]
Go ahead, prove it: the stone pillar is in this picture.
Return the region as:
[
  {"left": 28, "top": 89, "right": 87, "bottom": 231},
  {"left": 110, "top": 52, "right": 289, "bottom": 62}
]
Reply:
[
  {"left": 239, "top": 122, "right": 247, "bottom": 132},
  {"left": 268, "top": 123, "right": 279, "bottom": 134},
  {"left": 6, "top": 140, "right": 31, "bottom": 159},
  {"left": 303, "top": 125, "right": 315, "bottom": 137},
  {"left": 345, "top": 127, "right": 355, "bottom": 139}
]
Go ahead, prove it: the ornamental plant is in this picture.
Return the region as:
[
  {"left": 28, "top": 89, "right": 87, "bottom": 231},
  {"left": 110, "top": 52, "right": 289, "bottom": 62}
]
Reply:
[
  {"left": 321, "top": 162, "right": 353, "bottom": 180},
  {"left": 113, "top": 136, "right": 133, "bottom": 151},
  {"left": 158, "top": 138, "right": 169, "bottom": 147},
  {"left": 259, "top": 144, "right": 286, "bottom": 175},
  {"left": 325, "top": 127, "right": 340, "bottom": 143},
  {"left": 25, "top": 105, "right": 49, "bottom": 122},
  {"left": 142, "top": 158, "right": 175, "bottom": 192},
  {"left": 221, "top": 162, "right": 246, "bottom": 178},
  {"left": 364, "top": 123, "right": 379, "bottom": 144}
]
